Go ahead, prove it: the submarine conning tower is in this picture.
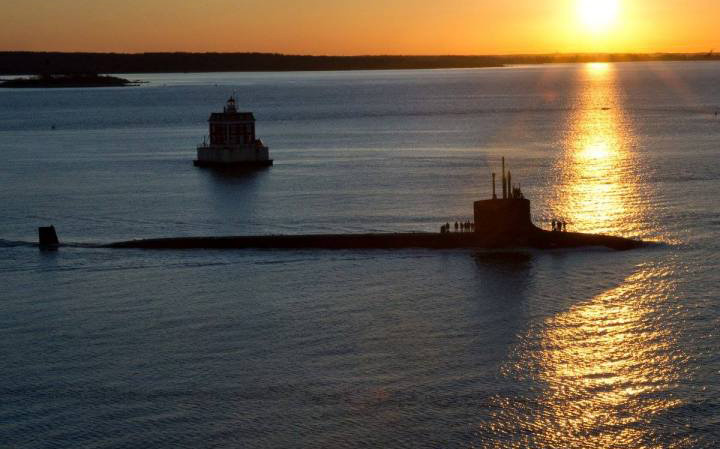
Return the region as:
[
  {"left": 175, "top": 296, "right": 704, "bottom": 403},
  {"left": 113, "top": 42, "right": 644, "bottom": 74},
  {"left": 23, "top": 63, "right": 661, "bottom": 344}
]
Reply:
[{"left": 474, "top": 157, "right": 533, "bottom": 236}]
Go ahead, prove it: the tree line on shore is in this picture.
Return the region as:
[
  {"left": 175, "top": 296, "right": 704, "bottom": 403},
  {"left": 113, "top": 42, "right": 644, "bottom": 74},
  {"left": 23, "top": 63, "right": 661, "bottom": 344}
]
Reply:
[{"left": 0, "top": 51, "right": 717, "bottom": 75}]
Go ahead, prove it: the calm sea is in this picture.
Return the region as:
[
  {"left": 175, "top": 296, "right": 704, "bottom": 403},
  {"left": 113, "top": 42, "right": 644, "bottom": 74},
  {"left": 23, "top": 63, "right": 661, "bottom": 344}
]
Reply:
[{"left": 1, "top": 62, "right": 719, "bottom": 448}]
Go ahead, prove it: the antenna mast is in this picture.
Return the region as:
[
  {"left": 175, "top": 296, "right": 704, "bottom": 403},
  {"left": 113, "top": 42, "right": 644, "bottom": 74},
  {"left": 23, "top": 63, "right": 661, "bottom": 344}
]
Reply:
[{"left": 501, "top": 157, "right": 507, "bottom": 199}]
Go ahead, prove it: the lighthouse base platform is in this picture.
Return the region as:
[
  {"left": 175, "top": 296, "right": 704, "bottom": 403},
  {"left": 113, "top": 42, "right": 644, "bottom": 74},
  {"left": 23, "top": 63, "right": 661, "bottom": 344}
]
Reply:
[{"left": 193, "top": 159, "right": 273, "bottom": 168}]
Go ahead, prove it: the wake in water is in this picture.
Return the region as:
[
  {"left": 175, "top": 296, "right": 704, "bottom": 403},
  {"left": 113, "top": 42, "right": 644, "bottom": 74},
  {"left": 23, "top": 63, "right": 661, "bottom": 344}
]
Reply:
[
  {"left": 0, "top": 238, "right": 107, "bottom": 249},
  {"left": 0, "top": 239, "right": 36, "bottom": 248}
]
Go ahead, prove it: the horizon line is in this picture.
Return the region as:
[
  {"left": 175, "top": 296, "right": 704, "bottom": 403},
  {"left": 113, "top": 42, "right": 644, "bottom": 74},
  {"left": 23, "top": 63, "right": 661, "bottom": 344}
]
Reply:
[{"left": 0, "top": 50, "right": 717, "bottom": 57}]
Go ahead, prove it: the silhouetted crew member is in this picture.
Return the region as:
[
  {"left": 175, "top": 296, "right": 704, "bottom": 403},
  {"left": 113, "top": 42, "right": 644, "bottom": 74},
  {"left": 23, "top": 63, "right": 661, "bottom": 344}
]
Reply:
[
  {"left": 551, "top": 219, "right": 556, "bottom": 231},
  {"left": 454, "top": 222, "right": 459, "bottom": 232}
]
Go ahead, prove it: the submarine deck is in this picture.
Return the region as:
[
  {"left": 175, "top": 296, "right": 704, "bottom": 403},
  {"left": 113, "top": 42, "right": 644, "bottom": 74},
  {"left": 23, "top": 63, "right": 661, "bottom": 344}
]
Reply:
[{"left": 106, "top": 229, "right": 643, "bottom": 251}]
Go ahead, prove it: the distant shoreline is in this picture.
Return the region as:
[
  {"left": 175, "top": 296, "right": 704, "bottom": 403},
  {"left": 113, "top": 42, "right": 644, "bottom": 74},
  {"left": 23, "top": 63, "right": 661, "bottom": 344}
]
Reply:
[
  {"left": 0, "top": 73, "right": 135, "bottom": 88},
  {"left": 0, "top": 51, "right": 718, "bottom": 75}
]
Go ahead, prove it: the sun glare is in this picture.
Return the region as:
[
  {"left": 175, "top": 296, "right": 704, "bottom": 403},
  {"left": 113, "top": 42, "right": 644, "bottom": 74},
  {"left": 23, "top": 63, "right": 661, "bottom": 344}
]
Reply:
[
  {"left": 578, "top": 0, "right": 620, "bottom": 32},
  {"left": 587, "top": 62, "right": 610, "bottom": 74}
]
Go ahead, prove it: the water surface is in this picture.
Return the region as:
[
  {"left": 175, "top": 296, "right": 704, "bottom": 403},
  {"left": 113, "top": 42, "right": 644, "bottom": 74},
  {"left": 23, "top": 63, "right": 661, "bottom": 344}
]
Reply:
[{"left": 1, "top": 62, "right": 719, "bottom": 448}]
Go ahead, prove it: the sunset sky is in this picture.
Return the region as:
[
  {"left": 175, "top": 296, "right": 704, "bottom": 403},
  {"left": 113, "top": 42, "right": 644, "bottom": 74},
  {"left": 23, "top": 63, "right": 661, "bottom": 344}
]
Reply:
[{"left": 3, "top": 0, "right": 719, "bottom": 55}]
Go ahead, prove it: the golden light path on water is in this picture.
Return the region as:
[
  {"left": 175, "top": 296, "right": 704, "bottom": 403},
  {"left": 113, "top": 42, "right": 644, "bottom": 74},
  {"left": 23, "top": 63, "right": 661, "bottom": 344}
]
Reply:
[
  {"left": 480, "top": 64, "right": 691, "bottom": 447},
  {"left": 549, "top": 62, "right": 651, "bottom": 238},
  {"left": 488, "top": 261, "right": 691, "bottom": 448}
]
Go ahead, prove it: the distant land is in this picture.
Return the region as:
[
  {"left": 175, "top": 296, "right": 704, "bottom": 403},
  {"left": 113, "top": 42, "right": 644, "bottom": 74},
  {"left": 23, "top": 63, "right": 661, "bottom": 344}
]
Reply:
[
  {"left": 0, "top": 51, "right": 718, "bottom": 74},
  {"left": 0, "top": 73, "right": 134, "bottom": 88}
]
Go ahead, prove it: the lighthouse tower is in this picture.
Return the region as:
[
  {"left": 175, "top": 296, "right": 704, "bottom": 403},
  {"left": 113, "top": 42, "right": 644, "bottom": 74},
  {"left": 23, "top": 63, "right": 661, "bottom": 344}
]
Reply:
[{"left": 194, "top": 96, "right": 272, "bottom": 168}]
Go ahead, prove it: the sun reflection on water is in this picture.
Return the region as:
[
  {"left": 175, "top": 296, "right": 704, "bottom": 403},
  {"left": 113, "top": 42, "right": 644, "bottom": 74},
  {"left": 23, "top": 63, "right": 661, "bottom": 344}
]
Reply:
[
  {"left": 586, "top": 62, "right": 611, "bottom": 74},
  {"left": 549, "top": 63, "right": 650, "bottom": 237},
  {"left": 485, "top": 261, "right": 692, "bottom": 448},
  {"left": 476, "top": 64, "right": 692, "bottom": 447},
  {"left": 528, "top": 268, "right": 685, "bottom": 447}
]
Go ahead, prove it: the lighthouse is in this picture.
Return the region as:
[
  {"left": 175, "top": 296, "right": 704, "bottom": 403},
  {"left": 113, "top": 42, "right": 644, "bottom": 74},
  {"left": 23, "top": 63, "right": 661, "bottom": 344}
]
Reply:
[{"left": 194, "top": 96, "right": 272, "bottom": 168}]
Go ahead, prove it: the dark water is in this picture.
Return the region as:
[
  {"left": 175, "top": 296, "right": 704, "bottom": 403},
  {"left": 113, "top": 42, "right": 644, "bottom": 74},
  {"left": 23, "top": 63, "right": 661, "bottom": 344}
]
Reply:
[{"left": 1, "top": 62, "right": 719, "bottom": 448}]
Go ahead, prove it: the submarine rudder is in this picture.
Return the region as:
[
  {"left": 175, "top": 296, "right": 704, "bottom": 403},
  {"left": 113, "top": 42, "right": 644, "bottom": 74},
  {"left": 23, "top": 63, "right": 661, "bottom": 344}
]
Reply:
[{"left": 38, "top": 225, "right": 59, "bottom": 250}]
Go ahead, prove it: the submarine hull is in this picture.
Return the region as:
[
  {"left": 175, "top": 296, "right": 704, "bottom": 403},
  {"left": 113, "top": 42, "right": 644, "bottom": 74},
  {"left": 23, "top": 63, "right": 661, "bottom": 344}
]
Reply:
[{"left": 106, "top": 229, "right": 643, "bottom": 251}]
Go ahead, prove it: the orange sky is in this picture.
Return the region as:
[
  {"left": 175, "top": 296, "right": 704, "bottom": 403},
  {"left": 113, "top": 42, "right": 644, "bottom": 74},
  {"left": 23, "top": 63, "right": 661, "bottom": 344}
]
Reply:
[{"left": 2, "top": 0, "right": 719, "bottom": 54}]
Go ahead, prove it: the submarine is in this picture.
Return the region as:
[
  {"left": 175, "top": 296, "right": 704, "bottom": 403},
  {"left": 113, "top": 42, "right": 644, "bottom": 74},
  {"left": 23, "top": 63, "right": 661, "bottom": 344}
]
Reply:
[{"left": 39, "top": 158, "right": 644, "bottom": 251}]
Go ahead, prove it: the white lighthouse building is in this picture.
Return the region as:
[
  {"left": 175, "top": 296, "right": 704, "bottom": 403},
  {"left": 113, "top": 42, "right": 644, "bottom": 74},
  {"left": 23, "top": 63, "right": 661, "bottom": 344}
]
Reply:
[{"left": 194, "top": 97, "right": 272, "bottom": 168}]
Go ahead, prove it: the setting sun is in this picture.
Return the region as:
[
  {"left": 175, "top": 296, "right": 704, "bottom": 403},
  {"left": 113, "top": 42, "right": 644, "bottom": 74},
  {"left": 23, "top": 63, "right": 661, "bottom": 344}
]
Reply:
[
  {"left": 1, "top": 0, "right": 720, "bottom": 54},
  {"left": 578, "top": 0, "right": 620, "bottom": 32}
]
